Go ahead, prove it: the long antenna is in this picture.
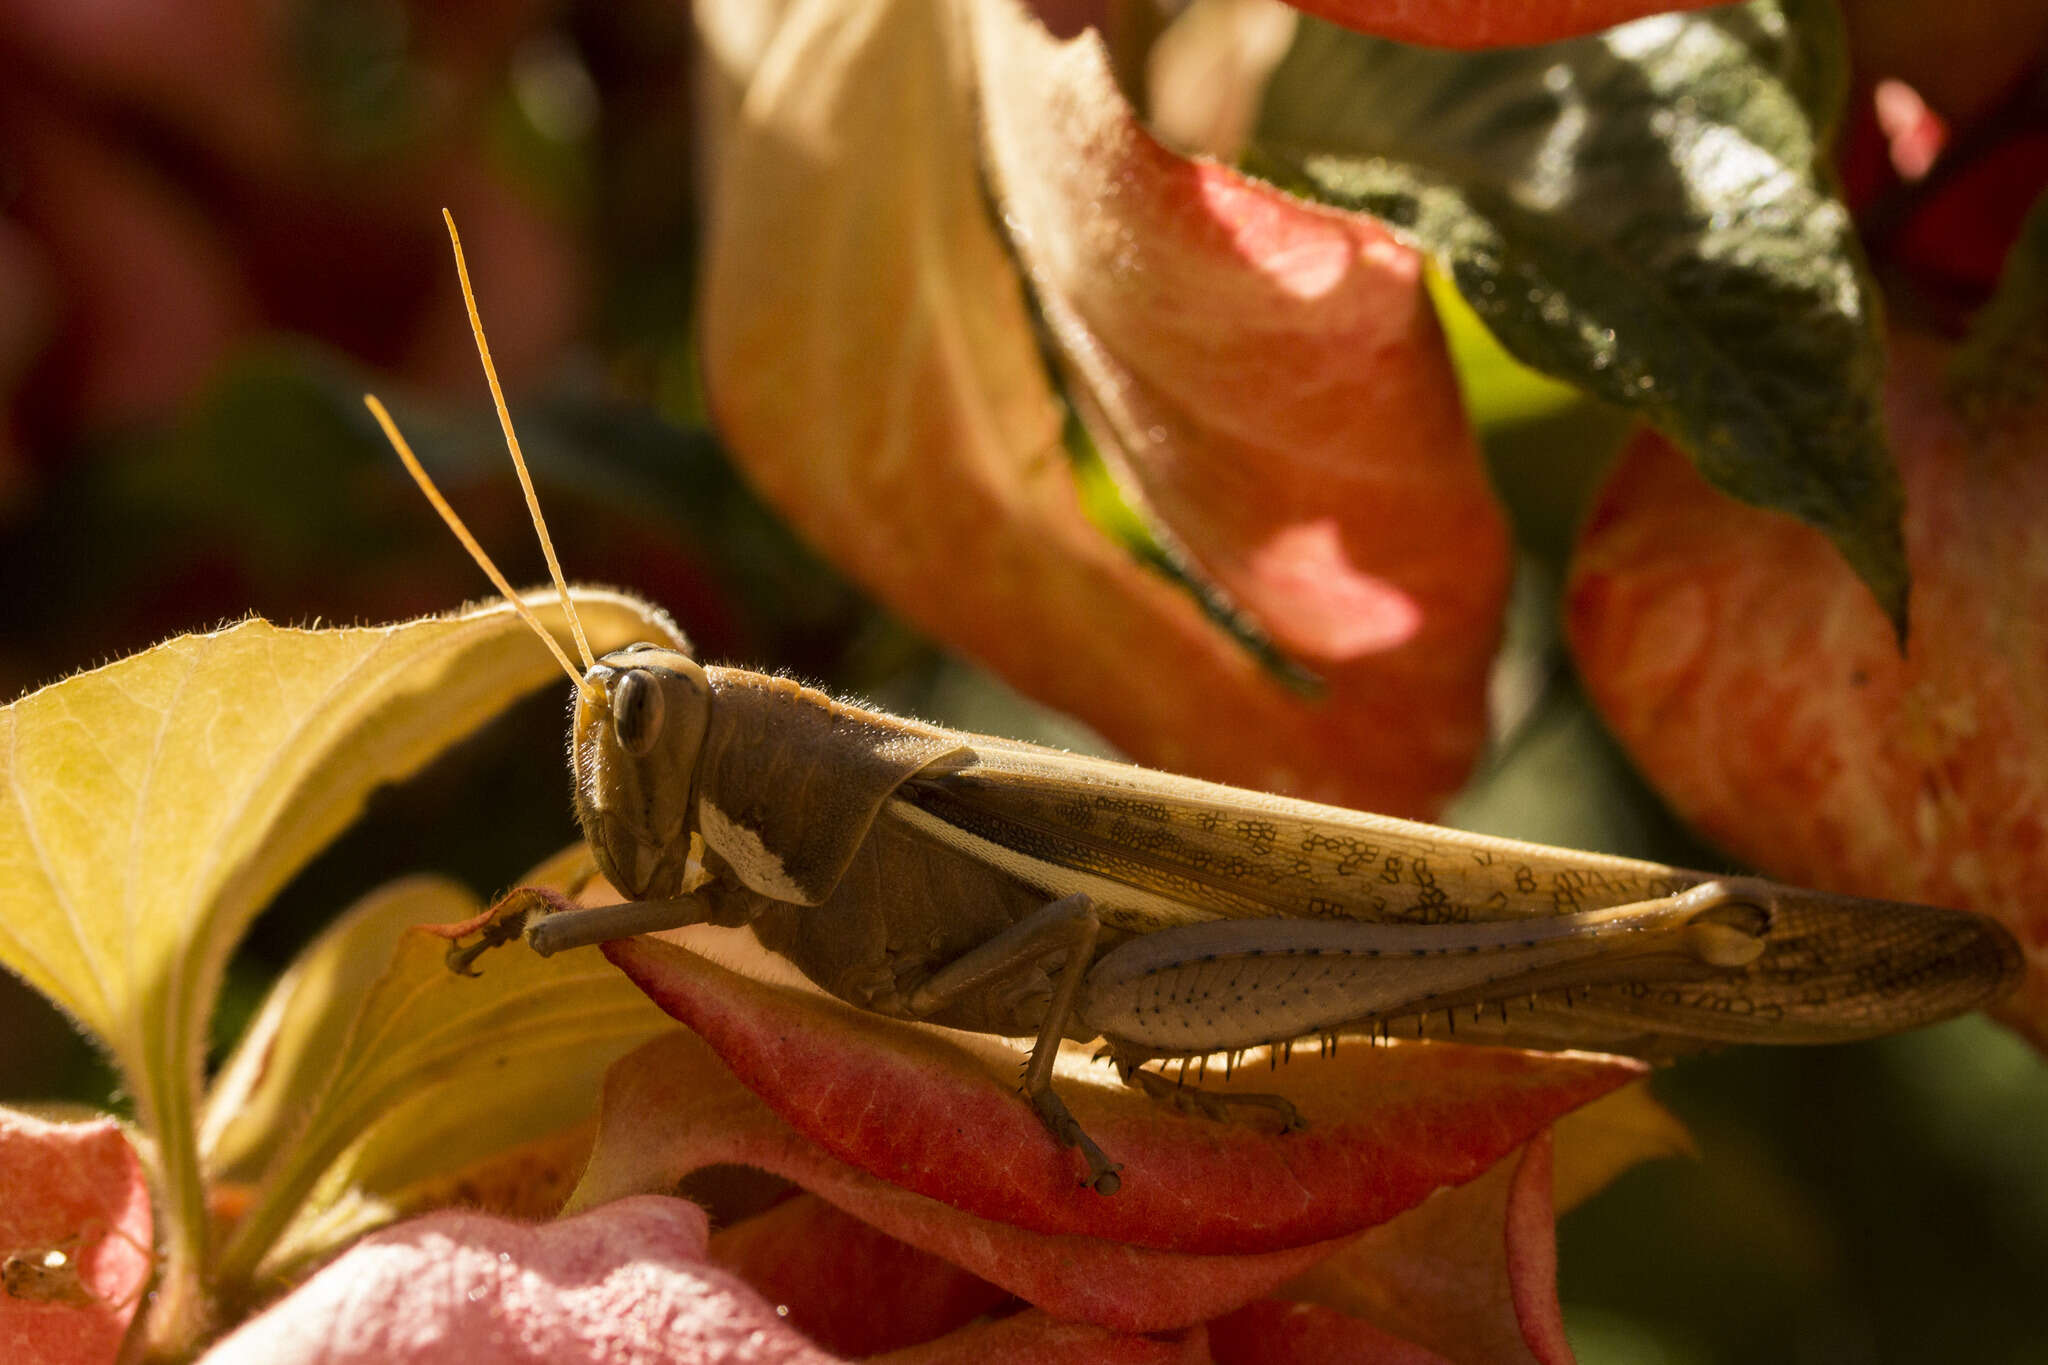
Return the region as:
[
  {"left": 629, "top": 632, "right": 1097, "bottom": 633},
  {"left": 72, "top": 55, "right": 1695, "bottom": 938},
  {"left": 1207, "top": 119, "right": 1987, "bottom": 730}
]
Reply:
[
  {"left": 365, "top": 395, "right": 594, "bottom": 700},
  {"left": 441, "top": 207, "right": 596, "bottom": 674}
]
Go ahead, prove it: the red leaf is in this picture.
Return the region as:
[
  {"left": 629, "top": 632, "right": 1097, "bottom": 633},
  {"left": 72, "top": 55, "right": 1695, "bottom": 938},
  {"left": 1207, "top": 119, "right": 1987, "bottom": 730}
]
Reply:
[
  {"left": 198, "top": 1197, "right": 837, "bottom": 1365},
  {"left": 575, "top": 1028, "right": 1349, "bottom": 1334},
  {"left": 1566, "top": 330, "right": 2048, "bottom": 1046},
  {"left": 709, "top": 1195, "right": 1009, "bottom": 1357},
  {"left": 871, "top": 1309, "right": 1212, "bottom": 1365},
  {"left": 1282, "top": 1135, "right": 1572, "bottom": 1365},
  {"left": 1208, "top": 1299, "right": 1455, "bottom": 1365},
  {"left": 597, "top": 933, "right": 1642, "bottom": 1256},
  {"left": 0, "top": 1111, "right": 153, "bottom": 1365},
  {"left": 1274, "top": 0, "right": 1726, "bottom": 48},
  {"left": 1891, "top": 132, "right": 2048, "bottom": 297}
]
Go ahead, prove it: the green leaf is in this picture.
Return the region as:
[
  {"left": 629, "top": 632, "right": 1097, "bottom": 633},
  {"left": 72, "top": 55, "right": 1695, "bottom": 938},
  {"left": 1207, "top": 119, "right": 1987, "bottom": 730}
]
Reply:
[
  {"left": 1950, "top": 187, "right": 2048, "bottom": 425},
  {"left": 206, "top": 862, "right": 678, "bottom": 1285},
  {"left": 0, "top": 591, "right": 682, "bottom": 1306},
  {"left": 1253, "top": 1, "right": 1908, "bottom": 632}
]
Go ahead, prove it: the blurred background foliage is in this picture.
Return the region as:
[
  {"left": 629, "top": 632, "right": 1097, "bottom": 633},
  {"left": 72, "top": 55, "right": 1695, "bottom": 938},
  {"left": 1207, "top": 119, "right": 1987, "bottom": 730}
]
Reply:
[{"left": 0, "top": 1, "right": 2043, "bottom": 1361}]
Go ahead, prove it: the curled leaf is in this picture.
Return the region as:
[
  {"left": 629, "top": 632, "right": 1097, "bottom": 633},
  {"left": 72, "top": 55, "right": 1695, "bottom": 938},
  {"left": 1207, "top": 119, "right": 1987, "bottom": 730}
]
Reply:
[
  {"left": 709, "top": 1195, "right": 1009, "bottom": 1357},
  {"left": 1282, "top": 1135, "right": 1571, "bottom": 1365},
  {"left": 571, "top": 1028, "right": 1345, "bottom": 1334},
  {"left": 207, "top": 865, "right": 680, "bottom": 1285},
  {"left": 586, "top": 932, "right": 1641, "bottom": 1254},
  {"left": 973, "top": 0, "right": 1509, "bottom": 808},
  {"left": 698, "top": 0, "right": 1507, "bottom": 812}
]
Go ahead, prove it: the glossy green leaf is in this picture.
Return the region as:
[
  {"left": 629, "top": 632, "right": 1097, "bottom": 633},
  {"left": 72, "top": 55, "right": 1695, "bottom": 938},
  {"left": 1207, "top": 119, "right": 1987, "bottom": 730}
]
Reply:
[{"left": 1254, "top": 1, "right": 1907, "bottom": 630}]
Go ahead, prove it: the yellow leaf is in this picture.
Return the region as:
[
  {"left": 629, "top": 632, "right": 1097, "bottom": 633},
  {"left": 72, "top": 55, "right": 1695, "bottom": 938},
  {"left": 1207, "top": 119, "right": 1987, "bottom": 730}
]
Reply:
[
  {"left": 0, "top": 590, "right": 681, "bottom": 1300},
  {"left": 202, "top": 876, "right": 484, "bottom": 1190},
  {"left": 210, "top": 861, "right": 678, "bottom": 1285},
  {"left": 1550, "top": 1080, "right": 1695, "bottom": 1214}
]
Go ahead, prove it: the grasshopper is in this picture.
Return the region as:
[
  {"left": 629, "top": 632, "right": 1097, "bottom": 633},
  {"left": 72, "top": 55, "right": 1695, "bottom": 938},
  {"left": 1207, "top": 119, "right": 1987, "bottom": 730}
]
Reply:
[{"left": 369, "top": 213, "right": 2022, "bottom": 1194}]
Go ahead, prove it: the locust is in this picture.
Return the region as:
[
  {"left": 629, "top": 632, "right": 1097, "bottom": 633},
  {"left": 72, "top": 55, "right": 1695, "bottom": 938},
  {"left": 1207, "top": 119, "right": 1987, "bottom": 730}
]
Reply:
[{"left": 369, "top": 212, "right": 2022, "bottom": 1194}]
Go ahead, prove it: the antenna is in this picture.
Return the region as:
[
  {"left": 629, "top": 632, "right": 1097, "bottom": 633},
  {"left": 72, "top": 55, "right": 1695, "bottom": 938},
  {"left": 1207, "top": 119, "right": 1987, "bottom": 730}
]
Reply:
[
  {"left": 441, "top": 207, "right": 596, "bottom": 674},
  {"left": 365, "top": 395, "right": 594, "bottom": 700}
]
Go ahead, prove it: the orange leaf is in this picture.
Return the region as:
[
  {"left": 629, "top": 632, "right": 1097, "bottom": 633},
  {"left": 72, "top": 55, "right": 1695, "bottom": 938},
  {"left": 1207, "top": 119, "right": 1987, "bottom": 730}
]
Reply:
[
  {"left": 1567, "top": 329, "right": 2048, "bottom": 1046},
  {"left": 698, "top": 0, "right": 1507, "bottom": 814},
  {"left": 974, "top": 0, "right": 1509, "bottom": 810},
  {"left": 1282, "top": 1135, "right": 1572, "bottom": 1365}
]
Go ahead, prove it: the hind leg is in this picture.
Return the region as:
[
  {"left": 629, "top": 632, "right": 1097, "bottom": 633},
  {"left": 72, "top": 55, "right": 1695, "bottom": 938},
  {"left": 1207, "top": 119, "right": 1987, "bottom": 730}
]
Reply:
[{"left": 1105, "top": 1047, "right": 1307, "bottom": 1132}]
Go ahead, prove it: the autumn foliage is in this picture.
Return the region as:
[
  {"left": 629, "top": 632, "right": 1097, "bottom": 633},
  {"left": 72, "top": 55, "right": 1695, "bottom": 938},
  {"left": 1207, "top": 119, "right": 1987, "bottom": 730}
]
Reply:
[{"left": 0, "top": 0, "right": 2044, "bottom": 1361}]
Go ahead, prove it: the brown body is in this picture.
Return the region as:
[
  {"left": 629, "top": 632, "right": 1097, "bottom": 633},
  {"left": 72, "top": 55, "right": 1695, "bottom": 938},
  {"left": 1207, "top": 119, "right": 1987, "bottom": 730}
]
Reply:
[{"left": 564, "top": 656, "right": 2019, "bottom": 1070}]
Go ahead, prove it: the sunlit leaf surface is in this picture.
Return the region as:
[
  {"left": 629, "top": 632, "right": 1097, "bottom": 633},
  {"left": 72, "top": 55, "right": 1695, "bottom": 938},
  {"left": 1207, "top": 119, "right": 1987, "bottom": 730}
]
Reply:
[
  {"left": 974, "top": 0, "right": 1510, "bottom": 811},
  {"left": 203, "top": 862, "right": 680, "bottom": 1283},
  {"left": 0, "top": 591, "right": 681, "bottom": 1296},
  {"left": 698, "top": 0, "right": 1507, "bottom": 813}
]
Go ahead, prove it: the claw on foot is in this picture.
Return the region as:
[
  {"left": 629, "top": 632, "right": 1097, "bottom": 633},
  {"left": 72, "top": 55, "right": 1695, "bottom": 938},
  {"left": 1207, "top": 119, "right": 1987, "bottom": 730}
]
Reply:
[
  {"left": 1029, "top": 1085, "right": 1123, "bottom": 1196},
  {"left": 443, "top": 887, "right": 557, "bottom": 976},
  {"left": 445, "top": 910, "right": 526, "bottom": 976}
]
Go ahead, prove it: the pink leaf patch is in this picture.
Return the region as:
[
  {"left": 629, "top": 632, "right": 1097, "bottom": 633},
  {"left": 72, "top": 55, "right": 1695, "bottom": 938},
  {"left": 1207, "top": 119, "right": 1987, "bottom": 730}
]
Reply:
[
  {"left": 198, "top": 1197, "right": 835, "bottom": 1365},
  {"left": 0, "top": 1111, "right": 153, "bottom": 1365}
]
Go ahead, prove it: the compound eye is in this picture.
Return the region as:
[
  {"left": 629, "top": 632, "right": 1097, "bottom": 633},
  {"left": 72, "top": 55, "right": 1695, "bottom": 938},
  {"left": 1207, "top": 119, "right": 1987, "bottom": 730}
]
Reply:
[{"left": 612, "top": 670, "right": 665, "bottom": 757}]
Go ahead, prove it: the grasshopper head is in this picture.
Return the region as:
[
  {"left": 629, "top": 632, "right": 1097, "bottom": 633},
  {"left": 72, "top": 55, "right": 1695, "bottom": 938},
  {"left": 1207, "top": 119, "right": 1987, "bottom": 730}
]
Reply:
[{"left": 573, "top": 643, "right": 711, "bottom": 899}]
